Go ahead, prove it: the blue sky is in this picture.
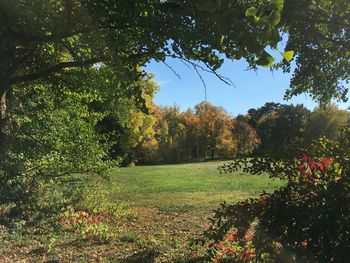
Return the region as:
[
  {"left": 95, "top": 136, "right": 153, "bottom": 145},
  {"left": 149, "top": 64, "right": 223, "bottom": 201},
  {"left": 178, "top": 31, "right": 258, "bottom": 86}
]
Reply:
[{"left": 145, "top": 57, "right": 347, "bottom": 116}]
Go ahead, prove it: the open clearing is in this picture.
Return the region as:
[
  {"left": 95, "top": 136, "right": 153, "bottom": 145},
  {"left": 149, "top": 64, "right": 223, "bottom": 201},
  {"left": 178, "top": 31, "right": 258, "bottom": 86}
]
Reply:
[{"left": 114, "top": 160, "right": 283, "bottom": 213}]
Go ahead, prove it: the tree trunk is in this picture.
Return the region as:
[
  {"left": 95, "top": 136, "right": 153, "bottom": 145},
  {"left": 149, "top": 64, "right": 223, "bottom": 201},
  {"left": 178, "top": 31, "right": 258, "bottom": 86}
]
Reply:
[{"left": 0, "top": 83, "right": 10, "bottom": 150}]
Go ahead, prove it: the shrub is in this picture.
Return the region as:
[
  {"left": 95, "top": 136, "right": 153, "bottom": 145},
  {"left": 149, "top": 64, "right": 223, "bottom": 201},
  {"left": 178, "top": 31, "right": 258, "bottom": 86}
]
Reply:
[
  {"left": 202, "top": 129, "right": 350, "bottom": 262},
  {"left": 59, "top": 208, "right": 120, "bottom": 243}
]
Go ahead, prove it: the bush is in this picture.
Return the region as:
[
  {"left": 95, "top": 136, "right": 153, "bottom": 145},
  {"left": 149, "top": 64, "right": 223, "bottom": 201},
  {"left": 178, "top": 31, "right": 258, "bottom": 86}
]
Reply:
[
  {"left": 0, "top": 83, "right": 114, "bottom": 221},
  {"left": 202, "top": 128, "right": 350, "bottom": 262}
]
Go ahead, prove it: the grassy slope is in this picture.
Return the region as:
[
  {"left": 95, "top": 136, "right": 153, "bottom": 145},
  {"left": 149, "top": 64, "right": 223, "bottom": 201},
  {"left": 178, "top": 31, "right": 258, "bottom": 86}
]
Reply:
[{"left": 112, "top": 161, "right": 284, "bottom": 213}]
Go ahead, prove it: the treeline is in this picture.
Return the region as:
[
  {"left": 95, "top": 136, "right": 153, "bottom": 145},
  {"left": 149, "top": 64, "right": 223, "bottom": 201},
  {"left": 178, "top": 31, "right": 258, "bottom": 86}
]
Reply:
[
  {"left": 139, "top": 102, "right": 260, "bottom": 164},
  {"left": 101, "top": 99, "right": 349, "bottom": 166},
  {"left": 240, "top": 102, "right": 349, "bottom": 156}
]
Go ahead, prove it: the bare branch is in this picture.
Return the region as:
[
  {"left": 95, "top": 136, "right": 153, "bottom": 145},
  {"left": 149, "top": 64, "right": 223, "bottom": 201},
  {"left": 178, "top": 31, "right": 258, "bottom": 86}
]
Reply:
[
  {"left": 169, "top": 54, "right": 236, "bottom": 88},
  {"left": 191, "top": 63, "right": 208, "bottom": 101},
  {"left": 162, "top": 60, "right": 181, "bottom": 80}
]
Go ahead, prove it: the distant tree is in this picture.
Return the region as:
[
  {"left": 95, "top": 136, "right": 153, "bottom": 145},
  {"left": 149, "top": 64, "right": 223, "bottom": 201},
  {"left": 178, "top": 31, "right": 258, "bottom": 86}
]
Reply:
[
  {"left": 193, "top": 102, "right": 235, "bottom": 159},
  {"left": 254, "top": 104, "right": 310, "bottom": 155},
  {"left": 247, "top": 102, "right": 281, "bottom": 128},
  {"left": 232, "top": 120, "right": 260, "bottom": 156},
  {"left": 182, "top": 108, "right": 201, "bottom": 161},
  {"left": 303, "top": 105, "right": 349, "bottom": 143},
  {"left": 269, "top": 104, "right": 310, "bottom": 153},
  {"left": 157, "top": 105, "right": 186, "bottom": 163},
  {"left": 236, "top": 114, "right": 251, "bottom": 123}
]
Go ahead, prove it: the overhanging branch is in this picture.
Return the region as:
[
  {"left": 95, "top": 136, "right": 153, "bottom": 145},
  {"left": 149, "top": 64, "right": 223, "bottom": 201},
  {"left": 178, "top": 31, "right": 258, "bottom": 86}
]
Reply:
[{"left": 9, "top": 57, "right": 104, "bottom": 85}]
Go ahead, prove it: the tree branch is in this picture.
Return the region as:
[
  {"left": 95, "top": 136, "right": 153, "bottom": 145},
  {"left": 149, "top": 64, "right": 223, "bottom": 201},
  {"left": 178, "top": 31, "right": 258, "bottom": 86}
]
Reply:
[
  {"left": 3, "top": 27, "right": 90, "bottom": 44},
  {"left": 9, "top": 58, "right": 103, "bottom": 85}
]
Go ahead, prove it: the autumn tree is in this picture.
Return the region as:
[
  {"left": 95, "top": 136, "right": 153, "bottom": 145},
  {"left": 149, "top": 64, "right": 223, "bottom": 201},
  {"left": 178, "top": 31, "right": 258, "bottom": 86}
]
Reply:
[
  {"left": 232, "top": 120, "right": 260, "bottom": 156},
  {"left": 147, "top": 105, "right": 185, "bottom": 163},
  {"left": 95, "top": 74, "right": 158, "bottom": 166}
]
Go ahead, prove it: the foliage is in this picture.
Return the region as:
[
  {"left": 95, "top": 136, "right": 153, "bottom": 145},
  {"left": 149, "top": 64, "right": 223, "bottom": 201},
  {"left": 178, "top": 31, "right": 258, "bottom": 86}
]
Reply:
[
  {"left": 280, "top": 0, "right": 350, "bottom": 103},
  {"left": 94, "top": 72, "right": 159, "bottom": 166},
  {"left": 232, "top": 121, "right": 260, "bottom": 156},
  {"left": 203, "top": 129, "right": 350, "bottom": 262},
  {"left": 59, "top": 208, "right": 120, "bottom": 243},
  {"left": 303, "top": 104, "right": 349, "bottom": 143},
  {"left": 139, "top": 102, "right": 240, "bottom": 164},
  {"left": 193, "top": 102, "right": 235, "bottom": 159},
  {"left": 0, "top": 0, "right": 286, "bottom": 99},
  {"left": 208, "top": 232, "right": 256, "bottom": 263},
  {"left": 0, "top": 81, "right": 113, "bottom": 219},
  {"left": 251, "top": 103, "right": 310, "bottom": 156}
]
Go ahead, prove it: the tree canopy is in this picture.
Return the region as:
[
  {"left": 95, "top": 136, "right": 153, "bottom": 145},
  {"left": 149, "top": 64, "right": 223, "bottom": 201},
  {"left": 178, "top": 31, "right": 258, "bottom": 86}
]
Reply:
[{"left": 1, "top": 0, "right": 349, "bottom": 104}]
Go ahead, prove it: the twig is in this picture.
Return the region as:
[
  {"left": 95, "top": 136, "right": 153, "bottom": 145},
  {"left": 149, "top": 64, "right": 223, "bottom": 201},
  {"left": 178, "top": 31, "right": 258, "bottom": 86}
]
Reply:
[{"left": 161, "top": 60, "right": 181, "bottom": 80}]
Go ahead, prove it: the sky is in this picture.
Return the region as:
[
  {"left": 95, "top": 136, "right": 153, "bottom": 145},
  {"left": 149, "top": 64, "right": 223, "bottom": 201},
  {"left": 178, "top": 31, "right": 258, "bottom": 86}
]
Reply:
[{"left": 144, "top": 57, "right": 348, "bottom": 117}]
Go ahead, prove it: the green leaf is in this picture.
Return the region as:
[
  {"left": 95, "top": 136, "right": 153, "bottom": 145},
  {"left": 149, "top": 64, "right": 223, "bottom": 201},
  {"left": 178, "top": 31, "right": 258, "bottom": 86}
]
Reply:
[
  {"left": 245, "top": 7, "right": 258, "bottom": 17},
  {"left": 270, "top": 0, "right": 284, "bottom": 11},
  {"left": 253, "top": 15, "right": 260, "bottom": 23},
  {"left": 280, "top": 51, "right": 294, "bottom": 62},
  {"left": 268, "top": 10, "right": 281, "bottom": 26},
  {"left": 256, "top": 51, "right": 275, "bottom": 67}
]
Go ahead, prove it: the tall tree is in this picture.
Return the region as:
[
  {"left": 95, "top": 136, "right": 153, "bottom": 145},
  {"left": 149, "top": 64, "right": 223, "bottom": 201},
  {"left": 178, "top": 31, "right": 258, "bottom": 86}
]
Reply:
[{"left": 193, "top": 101, "right": 235, "bottom": 159}]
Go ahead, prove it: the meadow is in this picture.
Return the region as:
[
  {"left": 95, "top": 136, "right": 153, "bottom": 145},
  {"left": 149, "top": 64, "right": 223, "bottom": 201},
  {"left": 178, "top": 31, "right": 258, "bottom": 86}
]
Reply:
[
  {"left": 1, "top": 161, "right": 283, "bottom": 262},
  {"left": 114, "top": 161, "right": 283, "bottom": 213}
]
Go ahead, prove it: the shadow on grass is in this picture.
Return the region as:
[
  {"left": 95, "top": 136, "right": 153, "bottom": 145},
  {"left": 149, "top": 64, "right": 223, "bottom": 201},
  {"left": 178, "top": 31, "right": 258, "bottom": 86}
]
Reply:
[
  {"left": 120, "top": 248, "right": 159, "bottom": 263},
  {"left": 119, "top": 247, "right": 207, "bottom": 263}
]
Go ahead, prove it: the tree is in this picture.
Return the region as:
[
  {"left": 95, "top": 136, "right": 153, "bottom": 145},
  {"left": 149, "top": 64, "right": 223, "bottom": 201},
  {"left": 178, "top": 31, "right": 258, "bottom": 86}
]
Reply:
[
  {"left": 193, "top": 102, "right": 235, "bottom": 159},
  {"left": 0, "top": 77, "right": 111, "bottom": 217},
  {"left": 280, "top": 0, "right": 350, "bottom": 103},
  {"left": 94, "top": 74, "right": 159, "bottom": 166},
  {"left": 303, "top": 104, "right": 349, "bottom": 143},
  {"left": 232, "top": 120, "right": 260, "bottom": 156},
  {"left": 268, "top": 104, "right": 310, "bottom": 154},
  {"left": 247, "top": 102, "right": 281, "bottom": 128},
  {"left": 250, "top": 103, "right": 310, "bottom": 156},
  {"left": 158, "top": 105, "right": 187, "bottom": 162},
  {"left": 0, "top": 0, "right": 293, "bottom": 147}
]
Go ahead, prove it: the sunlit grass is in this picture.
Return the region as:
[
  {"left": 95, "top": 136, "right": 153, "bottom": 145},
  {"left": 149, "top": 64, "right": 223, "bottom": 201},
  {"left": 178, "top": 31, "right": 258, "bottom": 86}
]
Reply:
[{"left": 111, "top": 160, "right": 284, "bottom": 213}]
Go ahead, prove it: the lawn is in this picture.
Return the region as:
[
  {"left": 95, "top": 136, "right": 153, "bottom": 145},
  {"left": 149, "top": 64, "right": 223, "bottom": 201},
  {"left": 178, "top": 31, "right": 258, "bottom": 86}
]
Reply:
[
  {"left": 1, "top": 160, "right": 284, "bottom": 263},
  {"left": 113, "top": 160, "right": 283, "bottom": 213}
]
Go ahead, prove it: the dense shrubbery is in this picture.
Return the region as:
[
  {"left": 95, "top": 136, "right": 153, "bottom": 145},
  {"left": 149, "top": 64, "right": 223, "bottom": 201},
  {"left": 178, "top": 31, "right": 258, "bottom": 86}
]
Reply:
[
  {"left": 0, "top": 82, "right": 113, "bottom": 220},
  {"left": 202, "top": 128, "right": 350, "bottom": 262}
]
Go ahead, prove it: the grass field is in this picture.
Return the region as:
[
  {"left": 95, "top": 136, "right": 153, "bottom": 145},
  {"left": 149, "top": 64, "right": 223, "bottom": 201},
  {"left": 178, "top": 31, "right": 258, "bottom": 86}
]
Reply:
[
  {"left": 1, "top": 161, "right": 284, "bottom": 262},
  {"left": 113, "top": 160, "right": 283, "bottom": 213}
]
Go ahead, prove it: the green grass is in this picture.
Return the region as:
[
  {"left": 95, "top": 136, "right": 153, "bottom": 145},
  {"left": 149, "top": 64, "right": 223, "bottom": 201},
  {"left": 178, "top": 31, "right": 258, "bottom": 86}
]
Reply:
[
  {"left": 1, "top": 160, "right": 285, "bottom": 262},
  {"left": 111, "top": 160, "right": 284, "bottom": 213}
]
